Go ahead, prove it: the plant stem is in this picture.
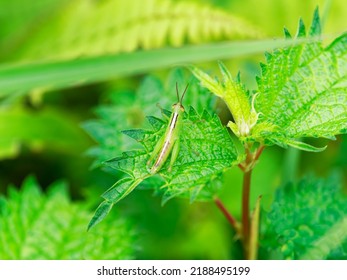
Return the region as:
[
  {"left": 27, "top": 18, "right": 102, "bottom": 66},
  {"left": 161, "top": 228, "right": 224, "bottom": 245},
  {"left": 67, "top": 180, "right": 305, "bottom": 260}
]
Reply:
[
  {"left": 242, "top": 168, "right": 252, "bottom": 256},
  {"left": 254, "top": 145, "right": 265, "bottom": 162},
  {"left": 214, "top": 197, "right": 238, "bottom": 232},
  {"left": 240, "top": 144, "right": 264, "bottom": 259},
  {"left": 216, "top": 144, "right": 265, "bottom": 259}
]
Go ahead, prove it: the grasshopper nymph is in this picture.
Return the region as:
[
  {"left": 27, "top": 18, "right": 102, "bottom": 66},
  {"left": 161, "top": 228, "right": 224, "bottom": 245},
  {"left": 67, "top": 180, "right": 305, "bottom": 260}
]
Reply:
[{"left": 147, "top": 83, "right": 189, "bottom": 174}]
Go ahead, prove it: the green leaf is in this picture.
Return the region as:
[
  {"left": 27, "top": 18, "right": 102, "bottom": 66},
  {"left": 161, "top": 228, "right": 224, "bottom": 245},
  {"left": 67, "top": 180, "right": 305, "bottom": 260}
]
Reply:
[
  {"left": 218, "top": 62, "right": 254, "bottom": 128},
  {"left": 0, "top": 0, "right": 68, "bottom": 55},
  {"left": 115, "top": 108, "right": 240, "bottom": 200},
  {"left": 88, "top": 177, "right": 147, "bottom": 231},
  {"left": 102, "top": 177, "right": 147, "bottom": 203},
  {"left": 0, "top": 38, "right": 316, "bottom": 98},
  {"left": 0, "top": 176, "right": 136, "bottom": 259},
  {"left": 0, "top": 108, "right": 90, "bottom": 160},
  {"left": 7, "top": 0, "right": 262, "bottom": 63},
  {"left": 301, "top": 217, "right": 347, "bottom": 260},
  {"left": 253, "top": 10, "right": 347, "bottom": 150},
  {"left": 190, "top": 61, "right": 258, "bottom": 139},
  {"left": 189, "top": 65, "right": 224, "bottom": 97},
  {"left": 272, "top": 137, "right": 327, "bottom": 152},
  {"left": 89, "top": 105, "right": 242, "bottom": 227},
  {"left": 87, "top": 200, "right": 113, "bottom": 232},
  {"left": 260, "top": 175, "right": 347, "bottom": 260},
  {"left": 82, "top": 69, "right": 215, "bottom": 168}
]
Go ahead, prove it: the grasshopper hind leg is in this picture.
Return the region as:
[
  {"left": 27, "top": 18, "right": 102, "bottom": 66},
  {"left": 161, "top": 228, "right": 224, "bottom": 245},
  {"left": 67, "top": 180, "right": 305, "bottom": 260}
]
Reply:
[
  {"left": 147, "top": 134, "right": 165, "bottom": 171},
  {"left": 168, "top": 140, "right": 180, "bottom": 172}
]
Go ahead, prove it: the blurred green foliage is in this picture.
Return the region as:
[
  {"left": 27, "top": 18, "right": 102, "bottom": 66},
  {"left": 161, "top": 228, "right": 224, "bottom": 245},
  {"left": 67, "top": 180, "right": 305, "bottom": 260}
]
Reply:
[
  {"left": 0, "top": 108, "right": 90, "bottom": 159},
  {"left": 0, "top": 176, "right": 136, "bottom": 259},
  {"left": 0, "top": 0, "right": 346, "bottom": 260},
  {"left": 260, "top": 175, "right": 347, "bottom": 260},
  {"left": 1, "top": 0, "right": 262, "bottom": 63}
]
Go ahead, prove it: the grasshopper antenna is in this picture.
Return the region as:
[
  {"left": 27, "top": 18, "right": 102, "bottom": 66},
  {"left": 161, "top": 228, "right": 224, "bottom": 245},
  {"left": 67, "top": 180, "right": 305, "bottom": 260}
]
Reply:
[
  {"left": 180, "top": 83, "right": 189, "bottom": 103},
  {"left": 176, "top": 82, "right": 180, "bottom": 102}
]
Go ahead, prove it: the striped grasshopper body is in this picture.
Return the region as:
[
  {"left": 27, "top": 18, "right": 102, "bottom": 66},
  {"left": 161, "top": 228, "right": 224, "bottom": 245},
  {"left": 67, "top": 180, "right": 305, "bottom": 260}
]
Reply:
[{"left": 147, "top": 84, "right": 188, "bottom": 174}]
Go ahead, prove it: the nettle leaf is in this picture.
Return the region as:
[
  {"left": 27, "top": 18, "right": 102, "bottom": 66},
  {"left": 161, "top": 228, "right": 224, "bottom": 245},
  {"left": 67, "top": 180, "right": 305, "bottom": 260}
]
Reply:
[
  {"left": 82, "top": 68, "right": 215, "bottom": 168},
  {"left": 88, "top": 106, "right": 242, "bottom": 230},
  {"left": 190, "top": 61, "right": 258, "bottom": 138},
  {"left": 0, "top": 176, "right": 136, "bottom": 259},
  {"left": 253, "top": 9, "right": 347, "bottom": 150},
  {"left": 260, "top": 175, "right": 347, "bottom": 260}
]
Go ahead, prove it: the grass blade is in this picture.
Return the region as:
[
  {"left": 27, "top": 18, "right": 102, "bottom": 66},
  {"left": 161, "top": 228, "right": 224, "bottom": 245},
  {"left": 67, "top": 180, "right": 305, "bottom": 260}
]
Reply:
[{"left": 0, "top": 38, "right": 316, "bottom": 96}]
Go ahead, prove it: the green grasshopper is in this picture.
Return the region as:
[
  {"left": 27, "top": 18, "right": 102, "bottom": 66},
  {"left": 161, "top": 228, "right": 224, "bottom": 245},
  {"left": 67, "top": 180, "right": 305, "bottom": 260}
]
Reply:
[{"left": 147, "top": 83, "right": 189, "bottom": 174}]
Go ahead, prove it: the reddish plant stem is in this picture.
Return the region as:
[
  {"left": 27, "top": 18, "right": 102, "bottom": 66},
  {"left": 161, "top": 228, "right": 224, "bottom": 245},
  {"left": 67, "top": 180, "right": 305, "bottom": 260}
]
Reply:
[
  {"left": 214, "top": 197, "right": 238, "bottom": 232},
  {"left": 254, "top": 145, "right": 265, "bottom": 162},
  {"left": 241, "top": 144, "right": 264, "bottom": 258},
  {"left": 217, "top": 144, "right": 265, "bottom": 259},
  {"left": 238, "top": 163, "right": 245, "bottom": 172},
  {"left": 241, "top": 168, "right": 252, "bottom": 256}
]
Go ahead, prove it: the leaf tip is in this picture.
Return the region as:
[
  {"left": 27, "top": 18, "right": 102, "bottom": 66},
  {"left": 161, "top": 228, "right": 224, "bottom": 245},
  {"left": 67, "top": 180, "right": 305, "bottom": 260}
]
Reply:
[
  {"left": 263, "top": 51, "right": 272, "bottom": 63},
  {"left": 236, "top": 71, "right": 241, "bottom": 83},
  {"left": 310, "top": 7, "right": 321, "bottom": 36},
  {"left": 188, "top": 106, "right": 198, "bottom": 117},
  {"left": 297, "top": 18, "right": 306, "bottom": 37},
  {"left": 146, "top": 115, "right": 165, "bottom": 130},
  {"left": 286, "top": 139, "right": 327, "bottom": 153},
  {"left": 122, "top": 129, "right": 145, "bottom": 141},
  {"left": 283, "top": 27, "right": 292, "bottom": 38},
  {"left": 259, "top": 62, "right": 267, "bottom": 74},
  {"left": 218, "top": 61, "right": 232, "bottom": 81},
  {"left": 87, "top": 200, "right": 114, "bottom": 231}
]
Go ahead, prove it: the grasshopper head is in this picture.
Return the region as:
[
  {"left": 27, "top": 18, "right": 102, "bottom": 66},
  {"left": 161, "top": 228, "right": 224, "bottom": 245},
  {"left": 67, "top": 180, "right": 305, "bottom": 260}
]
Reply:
[{"left": 172, "top": 103, "right": 185, "bottom": 112}]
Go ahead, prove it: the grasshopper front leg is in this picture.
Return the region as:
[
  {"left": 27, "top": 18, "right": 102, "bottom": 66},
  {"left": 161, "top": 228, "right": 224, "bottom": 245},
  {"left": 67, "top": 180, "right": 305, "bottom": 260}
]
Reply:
[{"left": 156, "top": 103, "right": 170, "bottom": 121}]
